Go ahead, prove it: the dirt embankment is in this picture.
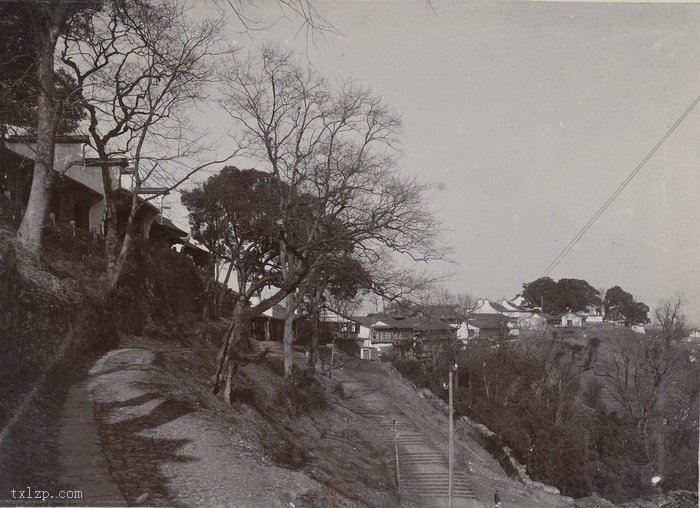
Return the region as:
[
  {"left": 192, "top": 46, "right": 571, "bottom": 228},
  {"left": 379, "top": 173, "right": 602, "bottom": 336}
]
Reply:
[
  {"left": 0, "top": 220, "right": 207, "bottom": 428},
  {"left": 0, "top": 225, "right": 116, "bottom": 431},
  {"left": 98, "top": 333, "right": 401, "bottom": 507}
]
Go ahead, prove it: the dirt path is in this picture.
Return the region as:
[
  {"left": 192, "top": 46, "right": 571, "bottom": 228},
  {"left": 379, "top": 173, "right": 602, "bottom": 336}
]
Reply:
[
  {"left": 82, "top": 340, "right": 328, "bottom": 507},
  {"left": 336, "top": 372, "right": 481, "bottom": 508},
  {"left": 57, "top": 380, "right": 125, "bottom": 506}
]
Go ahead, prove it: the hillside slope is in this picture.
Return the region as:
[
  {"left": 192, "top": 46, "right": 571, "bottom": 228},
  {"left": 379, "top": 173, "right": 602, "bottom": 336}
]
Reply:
[{"left": 65, "top": 324, "right": 569, "bottom": 508}]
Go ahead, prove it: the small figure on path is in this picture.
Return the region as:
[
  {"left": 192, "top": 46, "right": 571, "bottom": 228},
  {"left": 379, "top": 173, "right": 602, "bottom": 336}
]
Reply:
[{"left": 494, "top": 489, "right": 501, "bottom": 507}]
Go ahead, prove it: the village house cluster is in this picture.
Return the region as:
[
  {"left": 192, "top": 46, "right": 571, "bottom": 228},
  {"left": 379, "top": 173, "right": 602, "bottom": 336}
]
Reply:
[{"left": 303, "top": 297, "right": 648, "bottom": 360}]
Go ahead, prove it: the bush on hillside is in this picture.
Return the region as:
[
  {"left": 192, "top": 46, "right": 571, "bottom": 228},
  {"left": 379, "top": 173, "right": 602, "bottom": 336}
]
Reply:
[
  {"left": 229, "top": 362, "right": 328, "bottom": 419},
  {"left": 112, "top": 241, "right": 205, "bottom": 334},
  {"left": 388, "top": 336, "right": 699, "bottom": 502}
]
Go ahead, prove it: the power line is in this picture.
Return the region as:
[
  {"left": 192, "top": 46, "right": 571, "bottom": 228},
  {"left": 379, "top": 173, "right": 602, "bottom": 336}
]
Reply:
[{"left": 542, "top": 92, "right": 700, "bottom": 277}]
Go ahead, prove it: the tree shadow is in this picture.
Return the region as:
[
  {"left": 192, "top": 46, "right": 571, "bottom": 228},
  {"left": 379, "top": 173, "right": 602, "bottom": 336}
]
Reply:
[{"left": 92, "top": 394, "right": 199, "bottom": 507}]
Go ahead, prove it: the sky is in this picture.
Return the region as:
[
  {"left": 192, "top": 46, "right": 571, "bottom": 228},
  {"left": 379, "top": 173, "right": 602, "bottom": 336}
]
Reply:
[{"left": 174, "top": 1, "right": 700, "bottom": 323}]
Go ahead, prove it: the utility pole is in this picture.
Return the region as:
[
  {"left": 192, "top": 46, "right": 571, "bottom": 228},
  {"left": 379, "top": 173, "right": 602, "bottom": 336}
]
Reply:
[
  {"left": 448, "top": 369, "right": 454, "bottom": 508},
  {"left": 328, "top": 336, "right": 336, "bottom": 379},
  {"left": 393, "top": 419, "right": 401, "bottom": 503}
]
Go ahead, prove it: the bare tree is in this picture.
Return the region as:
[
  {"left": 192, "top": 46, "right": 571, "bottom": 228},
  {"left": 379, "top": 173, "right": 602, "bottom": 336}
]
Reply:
[
  {"left": 654, "top": 294, "right": 687, "bottom": 344},
  {"left": 218, "top": 46, "right": 445, "bottom": 382},
  {"left": 594, "top": 333, "right": 678, "bottom": 438},
  {"left": 9, "top": 0, "right": 330, "bottom": 257},
  {"left": 58, "top": 0, "right": 232, "bottom": 290}
]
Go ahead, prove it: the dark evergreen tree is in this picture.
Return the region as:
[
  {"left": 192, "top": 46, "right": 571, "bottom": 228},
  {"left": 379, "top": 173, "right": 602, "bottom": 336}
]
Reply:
[{"left": 603, "top": 286, "right": 650, "bottom": 326}]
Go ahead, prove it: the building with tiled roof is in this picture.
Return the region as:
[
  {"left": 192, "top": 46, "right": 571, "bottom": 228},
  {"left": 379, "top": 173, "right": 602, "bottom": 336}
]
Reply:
[{"left": 409, "top": 304, "right": 465, "bottom": 328}]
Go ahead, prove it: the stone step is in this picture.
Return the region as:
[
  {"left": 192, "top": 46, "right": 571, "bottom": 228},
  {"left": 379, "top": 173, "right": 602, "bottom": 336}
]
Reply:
[
  {"left": 403, "top": 480, "right": 472, "bottom": 487},
  {"left": 403, "top": 486, "right": 474, "bottom": 493},
  {"left": 403, "top": 472, "right": 470, "bottom": 477},
  {"left": 403, "top": 486, "right": 473, "bottom": 492}
]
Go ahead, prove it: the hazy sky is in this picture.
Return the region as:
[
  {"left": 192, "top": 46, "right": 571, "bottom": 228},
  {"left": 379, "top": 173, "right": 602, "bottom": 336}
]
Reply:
[{"left": 177, "top": 1, "right": 700, "bottom": 323}]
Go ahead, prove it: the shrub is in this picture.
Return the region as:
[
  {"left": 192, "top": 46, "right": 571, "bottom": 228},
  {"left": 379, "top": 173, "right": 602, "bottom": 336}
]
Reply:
[
  {"left": 392, "top": 358, "right": 425, "bottom": 387},
  {"left": 379, "top": 348, "right": 401, "bottom": 363},
  {"left": 275, "top": 380, "right": 328, "bottom": 417}
]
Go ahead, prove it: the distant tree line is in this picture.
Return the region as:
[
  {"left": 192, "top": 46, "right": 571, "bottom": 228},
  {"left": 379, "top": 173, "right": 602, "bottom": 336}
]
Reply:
[{"left": 522, "top": 276, "right": 650, "bottom": 326}]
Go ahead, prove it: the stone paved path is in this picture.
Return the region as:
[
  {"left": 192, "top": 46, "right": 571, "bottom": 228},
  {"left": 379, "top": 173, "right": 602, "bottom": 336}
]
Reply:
[
  {"left": 57, "top": 380, "right": 125, "bottom": 506},
  {"left": 338, "top": 374, "right": 483, "bottom": 508}
]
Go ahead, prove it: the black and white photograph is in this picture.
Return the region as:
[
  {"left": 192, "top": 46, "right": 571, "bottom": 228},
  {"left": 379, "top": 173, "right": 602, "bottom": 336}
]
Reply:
[{"left": 0, "top": 1, "right": 699, "bottom": 507}]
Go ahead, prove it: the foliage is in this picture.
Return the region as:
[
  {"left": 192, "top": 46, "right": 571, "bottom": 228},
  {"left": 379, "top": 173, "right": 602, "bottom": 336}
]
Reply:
[
  {"left": 182, "top": 166, "right": 284, "bottom": 296},
  {"left": 603, "top": 286, "right": 650, "bottom": 326},
  {"left": 388, "top": 335, "right": 699, "bottom": 502},
  {"left": 392, "top": 358, "right": 428, "bottom": 386},
  {"left": 0, "top": 2, "right": 89, "bottom": 135},
  {"left": 522, "top": 276, "right": 602, "bottom": 314}
]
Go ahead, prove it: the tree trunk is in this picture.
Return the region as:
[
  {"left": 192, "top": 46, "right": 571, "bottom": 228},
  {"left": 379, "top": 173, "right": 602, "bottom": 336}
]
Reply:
[
  {"left": 307, "top": 285, "right": 323, "bottom": 373},
  {"left": 212, "top": 301, "right": 246, "bottom": 398},
  {"left": 308, "top": 309, "right": 320, "bottom": 372},
  {"left": 483, "top": 365, "right": 490, "bottom": 399},
  {"left": 107, "top": 198, "right": 139, "bottom": 292},
  {"left": 216, "top": 262, "right": 234, "bottom": 312},
  {"left": 17, "top": 6, "right": 66, "bottom": 254},
  {"left": 93, "top": 146, "right": 118, "bottom": 283},
  {"left": 202, "top": 276, "right": 212, "bottom": 320},
  {"left": 104, "top": 196, "right": 120, "bottom": 281},
  {"left": 201, "top": 257, "right": 218, "bottom": 320},
  {"left": 283, "top": 293, "right": 296, "bottom": 378}
]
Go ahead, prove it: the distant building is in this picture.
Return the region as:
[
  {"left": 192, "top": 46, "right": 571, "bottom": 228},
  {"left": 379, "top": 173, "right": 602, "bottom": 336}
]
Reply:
[
  {"left": 409, "top": 304, "right": 464, "bottom": 329},
  {"left": 0, "top": 135, "right": 203, "bottom": 267},
  {"left": 561, "top": 312, "right": 584, "bottom": 327},
  {"left": 471, "top": 298, "right": 506, "bottom": 315},
  {"left": 173, "top": 240, "right": 210, "bottom": 269},
  {"left": 586, "top": 314, "right": 604, "bottom": 324},
  {"left": 583, "top": 305, "right": 604, "bottom": 324},
  {"left": 497, "top": 299, "right": 533, "bottom": 320},
  {"left": 516, "top": 312, "right": 558, "bottom": 331},
  {"left": 325, "top": 310, "right": 456, "bottom": 360},
  {"left": 2, "top": 135, "right": 126, "bottom": 232},
  {"left": 684, "top": 330, "right": 700, "bottom": 343},
  {"left": 631, "top": 324, "right": 647, "bottom": 335},
  {"left": 457, "top": 314, "right": 510, "bottom": 341},
  {"left": 250, "top": 304, "right": 288, "bottom": 342}
]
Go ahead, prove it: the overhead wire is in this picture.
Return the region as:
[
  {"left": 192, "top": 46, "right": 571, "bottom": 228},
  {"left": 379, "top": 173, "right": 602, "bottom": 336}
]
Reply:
[{"left": 541, "top": 92, "right": 700, "bottom": 277}]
